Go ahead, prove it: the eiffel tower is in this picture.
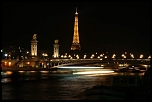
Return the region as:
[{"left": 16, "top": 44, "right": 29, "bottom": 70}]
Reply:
[{"left": 71, "top": 7, "right": 81, "bottom": 51}]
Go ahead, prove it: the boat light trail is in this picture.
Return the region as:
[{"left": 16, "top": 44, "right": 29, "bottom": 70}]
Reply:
[
  {"left": 57, "top": 66, "right": 104, "bottom": 68},
  {"left": 73, "top": 70, "right": 114, "bottom": 75}
]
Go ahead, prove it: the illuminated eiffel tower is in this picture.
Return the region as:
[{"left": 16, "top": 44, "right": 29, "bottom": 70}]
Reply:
[{"left": 71, "top": 7, "right": 81, "bottom": 51}]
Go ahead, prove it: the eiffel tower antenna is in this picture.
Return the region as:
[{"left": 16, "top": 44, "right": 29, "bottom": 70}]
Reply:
[{"left": 76, "top": 7, "right": 78, "bottom": 14}]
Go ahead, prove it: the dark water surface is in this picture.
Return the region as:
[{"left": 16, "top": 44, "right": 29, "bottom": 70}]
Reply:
[{"left": 2, "top": 70, "right": 144, "bottom": 100}]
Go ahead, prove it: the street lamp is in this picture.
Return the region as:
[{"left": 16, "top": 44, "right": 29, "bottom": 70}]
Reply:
[
  {"left": 27, "top": 51, "right": 29, "bottom": 54},
  {"left": 61, "top": 55, "right": 63, "bottom": 58},
  {"left": 148, "top": 55, "right": 151, "bottom": 59},
  {"left": 112, "top": 54, "right": 116, "bottom": 59},
  {"left": 4, "top": 53, "right": 8, "bottom": 59},
  {"left": 130, "top": 54, "right": 134, "bottom": 58},
  {"left": 140, "top": 54, "right": 143, "bottom": 58},
  {"left": 83, "top": 55, "right": 86, "bottom": 59},
  {"left": 100, "top": 54, "right": 103, "bottom": 57},
  {"left": 76, "top": 55, "right": 79, "bottom": 59}
]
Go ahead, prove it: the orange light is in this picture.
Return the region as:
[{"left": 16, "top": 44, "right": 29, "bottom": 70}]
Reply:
[
  {"left": 5, "top": 62, "right": 7, "bottom": 65},
  {"left": 27, "top": 62, "right": 30, "bottom": 64},
  {"left": 8, "top": 62, "right": 11, "bottom": 66}
]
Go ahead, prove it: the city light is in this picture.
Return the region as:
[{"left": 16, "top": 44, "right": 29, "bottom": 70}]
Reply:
[
  {"left": 130, "top": 53, "right": 134, "bottom": 58},
  {"left": 76, "top": 55, "right": 79, "bottom": 59},
  {"left": 91, "top": 54, "right": 95, "bottom": 57},
  {"left": 122, "top": 54, "right": 125, "bottom": 57},
  {"left": 4, "top": 62, "right": 7, "bottom": 66},
  {"left": 68, "top": 55, "right": 71, "bottom": 58},
  {"left": 6, "top": 71, "right": 12, "bottom": 75},
  {"left": 30, "top": 71, "right": 36, "bottom": 72},
  {"left": 104, "top": 56, "right": 107, "bottom": 58},
  {"left": 26, "top": 62, "right": 30, "bottom": 64},
  {"left": 100, "top": 54, "right": 103, "bottom": 57},
  {"left": 40, "top": 71, "right": 49, "bottom": 73},
  {"left": 140, "top": 54, "right": 144, "bottom": 58},
  {"left": 83, "top": 54, "right": 86, "bottom": 59},
  {"left": 4, "top": 54, "right": 8, "bottom": 57},
  {"left": 18, "top": 71, "right": 24, "bottom": 73},
  {"left": 122, "top": 54, "right": 126, "bottom": 58},
  {"left": 64, "top": 55, "right": 67, "bottom": 58},
  {"left": 42, "top": 53, "right": 48, "bottom": 56},
  {"left": 112, "top": 54, "right": 116, "bottom": 58},
  {"left": 148, "top": 55, "right": 151, "bottom": 59}
]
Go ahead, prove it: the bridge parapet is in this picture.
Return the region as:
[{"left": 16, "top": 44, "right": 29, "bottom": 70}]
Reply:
[{"left": 50, "top": 58, "right": 150, "bottom": 62}]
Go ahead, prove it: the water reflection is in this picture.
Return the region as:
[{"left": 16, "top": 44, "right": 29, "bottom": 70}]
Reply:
[
  {"left": 1, "top": 78, "right": 12, "bottom": 83},
  {"left": 1, "top": 70, "right": 144, "bottom": 83},
  {"left": 2, "top": 69, "right": 145, "bottom": 100}
]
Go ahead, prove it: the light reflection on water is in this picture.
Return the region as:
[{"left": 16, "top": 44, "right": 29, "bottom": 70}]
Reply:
[{"left": 2, "top": 70, "right": 144, "bottom": 100}]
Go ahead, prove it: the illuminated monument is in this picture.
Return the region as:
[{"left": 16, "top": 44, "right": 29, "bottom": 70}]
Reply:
[
  {"left": 29, "top": 34, "right": 39, "bottom": 67},
  {"left": 71, "top": 7, "right": 81, "bottom": 51},
  {"left": 31, "top": 34, "right": 38, "bottom": 56},
  {"left": 53, "top": 39, "right": 59, "bottom": 58}
]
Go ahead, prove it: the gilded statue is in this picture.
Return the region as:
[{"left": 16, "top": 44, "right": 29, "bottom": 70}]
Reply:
[
  {"left": 33, "top": 34, "right": 37, "bottom": 40},
  {"left": 55, "top": 39, "right": 59, "bottom": 43}
]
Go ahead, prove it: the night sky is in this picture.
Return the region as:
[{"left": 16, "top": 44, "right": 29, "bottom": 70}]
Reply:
[{"left": 2, "top": 2, "right": 150, "bottom": 54}]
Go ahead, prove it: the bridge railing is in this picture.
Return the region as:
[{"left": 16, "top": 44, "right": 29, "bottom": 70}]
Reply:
[{"left": 50, "top": 58, "right": 150, "bottom": 62}]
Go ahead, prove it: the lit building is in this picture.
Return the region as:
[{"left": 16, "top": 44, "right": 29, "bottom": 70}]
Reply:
[
  {"left": 31, "top": 34, "right": 38, "bottom": 56},
  {"left": 53, "top": 39, "right": 59, "bottom": 58}
]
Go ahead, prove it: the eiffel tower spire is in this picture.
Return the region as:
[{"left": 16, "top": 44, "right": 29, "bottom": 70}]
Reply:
[{"left": 71, "top": 7, "right": 81, "bottom": 51}]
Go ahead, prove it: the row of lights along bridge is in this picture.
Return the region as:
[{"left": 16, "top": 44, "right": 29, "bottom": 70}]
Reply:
[{"left": 1, "top": 48, "right": 151, "bottom": 60}]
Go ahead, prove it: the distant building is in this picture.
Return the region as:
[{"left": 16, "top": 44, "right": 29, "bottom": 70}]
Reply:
[
  {"left": 1, "top": 46, "right": 24, "bottom": 60},
  {"left": 53, "top": 39, "right": 59, "bottom": 58},
  {"left": 31, "top": 34, "right": 38, "bottom": 56}
]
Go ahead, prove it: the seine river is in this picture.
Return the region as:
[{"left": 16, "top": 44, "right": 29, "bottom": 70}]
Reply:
[{"left": 2, "top": 69, "right": 144, "bottom": 100}]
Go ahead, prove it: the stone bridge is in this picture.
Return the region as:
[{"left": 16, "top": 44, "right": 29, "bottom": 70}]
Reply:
[{"left": 1, "top": 58, "right": 150, "bottom": 68}]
